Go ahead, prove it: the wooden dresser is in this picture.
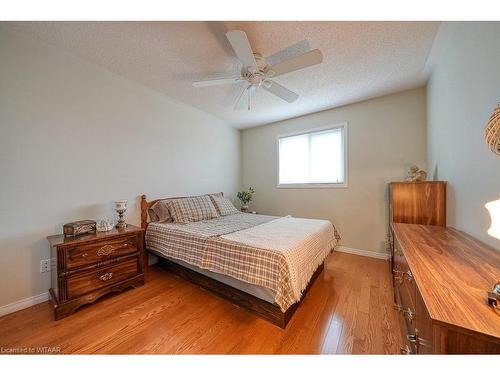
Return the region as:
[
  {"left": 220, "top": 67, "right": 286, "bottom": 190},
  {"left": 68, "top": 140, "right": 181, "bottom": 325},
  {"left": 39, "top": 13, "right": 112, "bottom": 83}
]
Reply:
[
  {"left": 389, "top": 181, "right": 446, "bottom": 226},
  {"left": 388, "top": 181, "right": 446, "bottom": 268},
  {"left": 392, "top": 223, "right": 500, "bottom": 354},
  {"left": 47, "top": 225, "right": 145, "bottom": 320}
]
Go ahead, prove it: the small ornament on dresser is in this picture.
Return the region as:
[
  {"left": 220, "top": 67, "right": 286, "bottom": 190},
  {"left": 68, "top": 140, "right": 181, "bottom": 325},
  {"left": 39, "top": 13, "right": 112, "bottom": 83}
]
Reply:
[
  {"left": 405, "top": 165, "right": 427, "bottom": 182},
  {"left": 114, "top": 200, "right": 128, "bottom": 229},
  {"left": 96, "top": 218, "right": 114, "bottom": 232},
  {"left": 63, "top": 220, "right": 96, "bottom": 237}
]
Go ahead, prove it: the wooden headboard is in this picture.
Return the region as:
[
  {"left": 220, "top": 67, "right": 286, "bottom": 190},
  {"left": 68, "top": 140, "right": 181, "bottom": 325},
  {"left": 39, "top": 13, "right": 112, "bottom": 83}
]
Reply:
[{"left": 140, "top": 193, "right": 224, "bottom": 230}]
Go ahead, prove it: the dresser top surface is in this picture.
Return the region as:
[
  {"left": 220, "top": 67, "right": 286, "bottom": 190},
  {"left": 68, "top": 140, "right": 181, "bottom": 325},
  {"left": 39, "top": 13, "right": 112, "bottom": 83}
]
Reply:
[
  {"left": 47, "top": 224, "right": 143, "bottom": 247},
  {"left": 390, "top": 181, "right": 446, "bottom": 184},
  {"left": 392, "top": 223, "right": 500, "bottom": 340}
]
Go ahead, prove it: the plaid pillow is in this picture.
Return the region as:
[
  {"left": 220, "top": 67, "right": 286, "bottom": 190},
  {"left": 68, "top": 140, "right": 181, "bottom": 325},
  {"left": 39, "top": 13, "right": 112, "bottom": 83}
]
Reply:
[
  {"left": 166, "top": 195, "right": 219, "bottom": 223},
  {"left": 148, "top": 208, "right": 161, "bottom": 222},
  {"left": 150, "top": 193, "right": 222, "bottom": 223},
  {"left": 150, "top": 200, "right": 173, "bottom": 222},
  {"left": 209, "top": 195, "right": 239, "bottom": 216}
]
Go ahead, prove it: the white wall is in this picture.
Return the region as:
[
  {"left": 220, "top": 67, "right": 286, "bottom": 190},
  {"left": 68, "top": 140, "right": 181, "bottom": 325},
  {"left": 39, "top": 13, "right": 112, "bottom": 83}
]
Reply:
[
  {"left": 241, "top": 88, "right": 427, "bottom": 255},
  {"left": 0, "top": 28, "right": 240, "bottom": 307},
  {"left": 427, "top": 22, "right": 500, "bottom": 250}
]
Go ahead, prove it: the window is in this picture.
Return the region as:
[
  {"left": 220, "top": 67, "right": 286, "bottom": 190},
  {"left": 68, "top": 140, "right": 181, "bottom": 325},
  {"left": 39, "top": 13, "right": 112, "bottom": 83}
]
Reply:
[{"left": 277, "top": 123, "right": 347, "bottom": 188}]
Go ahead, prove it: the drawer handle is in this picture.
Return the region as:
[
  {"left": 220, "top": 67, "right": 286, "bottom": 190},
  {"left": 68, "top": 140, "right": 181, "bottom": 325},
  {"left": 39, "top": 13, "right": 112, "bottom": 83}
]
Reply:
[
  {"left": 405, "top": 270, "right": 413, "bottom": 283},
  {"left": 405, "top": 308, "right": 415, "bottom": 322},
  {"left": 393, "top": 305, "right": 415, "bottom": 322},
  {"left": 407, "top": 334, "right": 417, "bottom": 343},
  {"left": 97, "top": 245, "right": 116, "bottom": 256},
  {"left": 393, "top": 269, "right": 404, "bottom": 284},
  {"left": 81, "top": 253, "right": 89, "bottom": 258},
  {"left": 407, "top": 329, "right": 420, "bottom": 353},
  {"left": 99, "top": 272, "right": 113, "bottom": 281},
  {"left": 394, "top": 269, "right": 413, "bottom": 284},
  {"left": 400, "top": 345, "right": 411, "bottom": 355}
]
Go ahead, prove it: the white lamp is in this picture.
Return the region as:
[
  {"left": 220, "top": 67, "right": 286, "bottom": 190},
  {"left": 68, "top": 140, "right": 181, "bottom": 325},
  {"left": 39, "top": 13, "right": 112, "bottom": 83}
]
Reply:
[
  {"left": 485, "top": 198, "right": 500, "bottom": 308},
  {"left": 485, "top": 198, "right": 500, "bottom": 240},
  {"left": 114, "top": 200, "right": 128, "bottom": 229}
]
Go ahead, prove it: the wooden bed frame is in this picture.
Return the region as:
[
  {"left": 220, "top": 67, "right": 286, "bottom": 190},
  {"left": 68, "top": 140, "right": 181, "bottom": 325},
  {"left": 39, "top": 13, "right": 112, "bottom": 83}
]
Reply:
[{"left": 140, "top": 194, "right": 323, "bottom": 328}]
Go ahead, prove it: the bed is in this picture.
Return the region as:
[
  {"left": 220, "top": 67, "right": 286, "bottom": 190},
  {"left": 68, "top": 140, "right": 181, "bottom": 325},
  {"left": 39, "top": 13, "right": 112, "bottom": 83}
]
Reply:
[{"left": 140, "top": 193, "right": 340, "bottom": 328}]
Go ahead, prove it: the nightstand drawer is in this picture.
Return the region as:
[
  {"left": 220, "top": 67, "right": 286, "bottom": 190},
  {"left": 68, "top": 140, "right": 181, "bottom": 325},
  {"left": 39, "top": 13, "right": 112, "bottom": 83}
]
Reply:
[
  {"left": 66, "top": 235, "right": 138, "bottom": 269},
  {"left": 67, "top": 257, "right": 139, "bottom": 299}
]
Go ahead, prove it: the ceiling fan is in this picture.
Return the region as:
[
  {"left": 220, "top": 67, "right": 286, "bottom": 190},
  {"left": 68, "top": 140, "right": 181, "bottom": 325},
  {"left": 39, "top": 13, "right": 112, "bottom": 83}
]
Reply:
[{"left": 192, "top": 30, "right": 324, "bottom": 110}]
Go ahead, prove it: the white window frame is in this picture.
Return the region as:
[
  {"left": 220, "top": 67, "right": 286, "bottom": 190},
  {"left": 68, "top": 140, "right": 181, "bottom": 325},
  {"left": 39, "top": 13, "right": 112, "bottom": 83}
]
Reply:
[{"left": 276, "top": 122, "right": 348, "bottom": 189}]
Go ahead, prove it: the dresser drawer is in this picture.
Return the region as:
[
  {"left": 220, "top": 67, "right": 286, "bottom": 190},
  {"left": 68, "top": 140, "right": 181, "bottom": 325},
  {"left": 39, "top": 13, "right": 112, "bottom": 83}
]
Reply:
[
  {"left": 393, "top": 239, "right": 415, "bottom": 308},
  {"left": 66, "top": 235, "right": 138, "bottom": 269},
  {"left": 395, "top": 286, "right": 417, "bottom": 354},
  {"left": 67, "top": 257, "right": 139, "bottom": 298}
]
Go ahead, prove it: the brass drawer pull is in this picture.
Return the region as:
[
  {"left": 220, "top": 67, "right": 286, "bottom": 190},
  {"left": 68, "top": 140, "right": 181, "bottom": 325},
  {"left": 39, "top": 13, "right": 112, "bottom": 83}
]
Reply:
[
  {"left": 393, "top": 269, "right": 404, "bottom": 284},
  {"left": 400, "top": 345, "right": 411, "bottom": 354},
  {"left": 405, "top": 270, "right": 414, "bottom": 283},
  {"left": 407, "top": 330, "right": 420, "bottom": 353},
  {"left": 99, "top": 272, "right": 113, "bottom": 281},
  {"left": 405, "top": 308, "right": 415, "bottom": 322},
  {"left": 97, "top": 245, "right": 116, "bottom": 256},
  {"left": 81, "top": 253, "right": 89, "bottom": 258},
  {"left": 393, "top": 305, "right": 415, "bottom": 322},
  {"left": 394, "top": 269, "right": 413, "bottom": 284},
  {"left": 407, "top": 334, "right": 417, "bottom": 343}
]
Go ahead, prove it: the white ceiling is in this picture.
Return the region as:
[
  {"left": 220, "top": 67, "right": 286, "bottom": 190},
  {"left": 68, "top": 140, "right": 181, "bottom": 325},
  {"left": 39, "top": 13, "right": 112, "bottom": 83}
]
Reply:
[{"left": 2, "top": 21, "right": 440, "bottom": 129}]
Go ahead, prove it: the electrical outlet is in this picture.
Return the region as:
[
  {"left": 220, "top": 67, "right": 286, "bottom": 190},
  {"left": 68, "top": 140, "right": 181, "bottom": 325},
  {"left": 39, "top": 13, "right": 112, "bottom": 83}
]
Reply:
[{"left": 40, "top": 259, "right": 51, "bottom": 273}]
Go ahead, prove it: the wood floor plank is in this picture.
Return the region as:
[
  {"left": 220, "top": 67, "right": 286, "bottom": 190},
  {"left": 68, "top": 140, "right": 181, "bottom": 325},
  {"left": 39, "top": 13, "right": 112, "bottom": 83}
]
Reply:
[{"left": 0, "top": 252, "right": 403, "bottom": 354}]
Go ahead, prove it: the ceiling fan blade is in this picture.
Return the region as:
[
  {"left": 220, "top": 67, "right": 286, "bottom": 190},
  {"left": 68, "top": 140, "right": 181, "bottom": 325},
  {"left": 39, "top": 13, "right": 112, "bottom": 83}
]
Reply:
[
  {"left": 234, "top": 85, "right": 255, "bottom": 110},
  {"left": 226, "top": 30, "right": 257, "bottom": 70},
  {"left": 192, "top": 77, "right": 242, "bottom": 87},
  {"left": 263, "top": 81, "right": 299, "bottom": 103},
  {"left": 267, "top": 49, "right": 323, "bottom": 77}
]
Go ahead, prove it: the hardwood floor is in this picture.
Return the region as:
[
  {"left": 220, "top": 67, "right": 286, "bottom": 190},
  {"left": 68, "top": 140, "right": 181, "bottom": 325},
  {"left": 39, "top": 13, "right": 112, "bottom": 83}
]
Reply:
[{"left": 0, "top": 252, "right": 403, "bottom": 354}]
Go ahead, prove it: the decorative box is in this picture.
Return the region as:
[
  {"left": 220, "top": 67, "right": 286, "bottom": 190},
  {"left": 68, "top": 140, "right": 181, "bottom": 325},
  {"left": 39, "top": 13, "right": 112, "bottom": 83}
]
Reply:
[{"left": 63, "top": 220, "right": 96, "bottom": 237}]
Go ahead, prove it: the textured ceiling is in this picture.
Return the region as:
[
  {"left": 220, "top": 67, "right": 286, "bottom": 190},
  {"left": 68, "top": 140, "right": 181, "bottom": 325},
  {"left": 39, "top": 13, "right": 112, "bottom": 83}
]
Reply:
[{"left": 2, "top": 21, "right": 440, "bottom": 128}]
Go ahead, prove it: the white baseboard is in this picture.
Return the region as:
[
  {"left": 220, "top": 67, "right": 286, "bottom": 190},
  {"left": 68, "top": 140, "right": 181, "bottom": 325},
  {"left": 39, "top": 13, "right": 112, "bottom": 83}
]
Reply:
[
  {"left": 335, "top": 246, "right": 389, "bottom": 260},
  {"left": 0, "top": 292, "right": 49, "bottom": 317}
]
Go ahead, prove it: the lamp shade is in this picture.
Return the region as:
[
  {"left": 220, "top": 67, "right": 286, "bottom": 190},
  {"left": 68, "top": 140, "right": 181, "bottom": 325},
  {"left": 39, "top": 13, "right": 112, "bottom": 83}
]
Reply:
[{"left": 485, "top": 198, "right": 500, "bottom": 240}]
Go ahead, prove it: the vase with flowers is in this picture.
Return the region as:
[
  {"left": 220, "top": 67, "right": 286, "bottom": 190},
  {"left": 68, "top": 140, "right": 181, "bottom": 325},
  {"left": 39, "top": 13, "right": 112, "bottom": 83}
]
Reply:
[{"left": 237, "top": 187, "right": 255, "bottom": 212}]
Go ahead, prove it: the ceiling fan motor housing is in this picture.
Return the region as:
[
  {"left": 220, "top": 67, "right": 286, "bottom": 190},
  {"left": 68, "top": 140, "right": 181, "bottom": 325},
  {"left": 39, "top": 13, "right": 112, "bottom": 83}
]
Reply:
[{"left": 243, "top": 53, "right": 274, "bottom": 87}]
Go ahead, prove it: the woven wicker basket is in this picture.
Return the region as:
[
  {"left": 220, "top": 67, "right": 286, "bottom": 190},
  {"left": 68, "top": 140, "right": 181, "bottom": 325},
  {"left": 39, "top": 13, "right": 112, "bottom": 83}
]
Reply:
[{"left": 485, "top": 103, "right": 500, "bottom": 155}]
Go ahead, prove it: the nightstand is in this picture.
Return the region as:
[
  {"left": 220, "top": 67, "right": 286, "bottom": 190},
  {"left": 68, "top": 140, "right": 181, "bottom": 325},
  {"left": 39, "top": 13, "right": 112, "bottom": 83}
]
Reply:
[{"left": 47, "top": 225, "right": 145, "bottom": 320}]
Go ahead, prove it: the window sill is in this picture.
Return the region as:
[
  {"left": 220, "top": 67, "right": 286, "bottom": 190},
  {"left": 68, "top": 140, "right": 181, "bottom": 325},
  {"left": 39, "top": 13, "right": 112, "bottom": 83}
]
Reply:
[{"left": 276, "top": 183, "right": 348, "bottom": 189}]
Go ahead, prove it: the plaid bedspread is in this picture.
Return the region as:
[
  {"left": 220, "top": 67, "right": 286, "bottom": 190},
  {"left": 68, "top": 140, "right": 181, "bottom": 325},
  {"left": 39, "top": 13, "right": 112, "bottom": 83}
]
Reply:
[{"left": 146, "top": 213, "right": 340, "bottom": 311}]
